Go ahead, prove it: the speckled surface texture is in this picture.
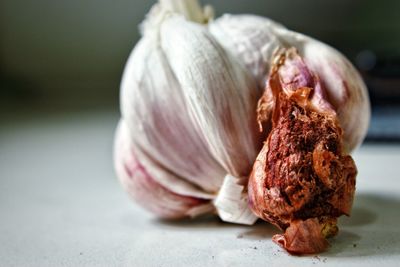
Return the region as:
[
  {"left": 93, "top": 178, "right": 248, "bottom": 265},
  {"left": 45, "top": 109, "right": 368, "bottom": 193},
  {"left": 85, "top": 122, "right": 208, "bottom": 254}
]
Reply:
[{"left": 1, "top": 111, "right": 399, "bottom": 266}]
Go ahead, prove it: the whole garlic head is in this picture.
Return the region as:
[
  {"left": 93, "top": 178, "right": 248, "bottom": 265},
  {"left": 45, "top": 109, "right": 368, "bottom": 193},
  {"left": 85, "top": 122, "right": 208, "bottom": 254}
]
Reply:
[{"left": 114, "top": 0, "right": 370, "bottom": 227}]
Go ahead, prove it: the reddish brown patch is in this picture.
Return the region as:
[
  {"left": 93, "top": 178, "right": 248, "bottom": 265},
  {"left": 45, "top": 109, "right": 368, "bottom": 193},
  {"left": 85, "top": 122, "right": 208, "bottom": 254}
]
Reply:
[{"left": 248, "top": 48, "right": 357, "bottom": 255}]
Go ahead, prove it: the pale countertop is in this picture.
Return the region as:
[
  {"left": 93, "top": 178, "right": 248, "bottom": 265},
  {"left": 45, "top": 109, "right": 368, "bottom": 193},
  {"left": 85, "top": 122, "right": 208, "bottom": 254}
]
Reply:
[{"left": 1, "top": 110, "right": 400, "bottom": 267}]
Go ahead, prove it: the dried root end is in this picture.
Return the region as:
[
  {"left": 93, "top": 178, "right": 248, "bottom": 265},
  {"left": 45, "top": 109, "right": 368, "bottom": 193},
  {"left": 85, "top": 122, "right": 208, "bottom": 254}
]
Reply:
[{"left": 272, "top": 218, "right": 336, "bottom": 255}]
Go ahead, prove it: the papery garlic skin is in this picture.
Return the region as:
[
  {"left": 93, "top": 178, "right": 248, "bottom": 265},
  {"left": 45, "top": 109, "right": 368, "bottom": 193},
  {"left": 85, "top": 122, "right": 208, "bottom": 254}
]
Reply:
[
  {"left": 275, "top": 28, "right": 370, "bottom": 152},
  {"left": 120, "top": 33, "right": 224, "bottom": 194},
  {"left": 116, "top": 0, "right": 262, "bottom": 220},
  {"left": 209, "top": 14, "right": 285, "bottom": 88},
  {"left": 114, "top": 121, "right": 214, "bottom": 218},
  {"left": 160, "top": 16, "right": 261, "bottom": 177}
]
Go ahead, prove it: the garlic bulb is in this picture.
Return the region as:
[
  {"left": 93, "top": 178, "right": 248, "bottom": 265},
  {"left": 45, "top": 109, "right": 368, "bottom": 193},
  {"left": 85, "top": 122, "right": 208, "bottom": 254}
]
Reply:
[{"left": 114, "top": 0, "right": 370, "bottom": 244}]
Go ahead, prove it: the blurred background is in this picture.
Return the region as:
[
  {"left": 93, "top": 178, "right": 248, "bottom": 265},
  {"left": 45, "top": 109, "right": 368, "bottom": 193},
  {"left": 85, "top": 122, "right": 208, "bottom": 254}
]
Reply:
[{"left": 1, "top": 0, "right": 400, "bottom": 141}]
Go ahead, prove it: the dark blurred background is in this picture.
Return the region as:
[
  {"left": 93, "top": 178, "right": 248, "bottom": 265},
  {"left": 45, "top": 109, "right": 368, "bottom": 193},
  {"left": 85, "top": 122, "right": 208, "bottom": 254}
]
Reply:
[{"left": 1, "top": 0, "right": 400, "bottom": 140}]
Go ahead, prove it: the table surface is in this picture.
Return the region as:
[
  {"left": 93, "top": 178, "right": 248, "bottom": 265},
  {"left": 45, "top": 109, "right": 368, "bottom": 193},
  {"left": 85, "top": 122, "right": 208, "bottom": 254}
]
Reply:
[{"left": 1, "top": 111, "right": 400, "bottom": 267}]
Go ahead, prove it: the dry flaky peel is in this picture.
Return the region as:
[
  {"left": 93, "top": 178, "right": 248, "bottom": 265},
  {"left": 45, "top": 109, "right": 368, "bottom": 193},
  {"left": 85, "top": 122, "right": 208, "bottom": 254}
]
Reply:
[
  {"left": 114, "top": 0, "right": 370, "bottom": 254},
  {"left": 248, "top": 48, "right": 357, "bottom": 254}
]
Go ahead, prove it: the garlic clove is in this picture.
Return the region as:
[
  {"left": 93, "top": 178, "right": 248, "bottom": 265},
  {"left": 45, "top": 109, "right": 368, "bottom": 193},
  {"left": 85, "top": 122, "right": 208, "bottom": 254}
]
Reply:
[
  {"left": 160, "top": 16, "right": 262, "bottom": 177},
  {"left": 158, "top": 15, "right": 265, "bottom": 224},
  {"left": 209, "top": 14, "right": 284, "bottom": 89},
  {"left": 114, "top": 120, "right": 214, "bottom": 219},
  {"left": 121, "top": 29, "right": 225, "bottom": 193},
  {"left": 119, "top": 3, "right": 266, "bottom": 223}
]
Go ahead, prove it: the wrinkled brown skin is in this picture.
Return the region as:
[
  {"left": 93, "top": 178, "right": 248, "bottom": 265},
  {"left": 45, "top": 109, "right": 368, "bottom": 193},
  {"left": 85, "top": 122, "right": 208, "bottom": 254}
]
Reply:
[{"left": 248, "top": 48, "right": 357, "bottom": 255}]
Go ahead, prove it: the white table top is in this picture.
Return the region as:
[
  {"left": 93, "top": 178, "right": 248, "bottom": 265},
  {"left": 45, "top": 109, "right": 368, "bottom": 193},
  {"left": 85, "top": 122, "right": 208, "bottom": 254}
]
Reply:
[{"left": 1, "top": 111, "right": 400, "bottom": 266}]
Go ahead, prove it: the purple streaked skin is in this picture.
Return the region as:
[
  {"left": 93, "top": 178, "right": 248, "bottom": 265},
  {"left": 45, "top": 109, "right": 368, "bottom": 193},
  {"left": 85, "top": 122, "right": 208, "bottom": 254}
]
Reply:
[
  {"left": 275, "top": 47, "right": 335, "bottom": 115},
  {"left": 114, "top": 122, "right": 208, "bottom": 219}
]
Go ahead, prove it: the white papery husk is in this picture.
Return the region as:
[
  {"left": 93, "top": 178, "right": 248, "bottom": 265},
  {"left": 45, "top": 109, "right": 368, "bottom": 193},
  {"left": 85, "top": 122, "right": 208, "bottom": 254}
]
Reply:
[{"left": 117, "top": 1, "right": 264, "bottom": 223}]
